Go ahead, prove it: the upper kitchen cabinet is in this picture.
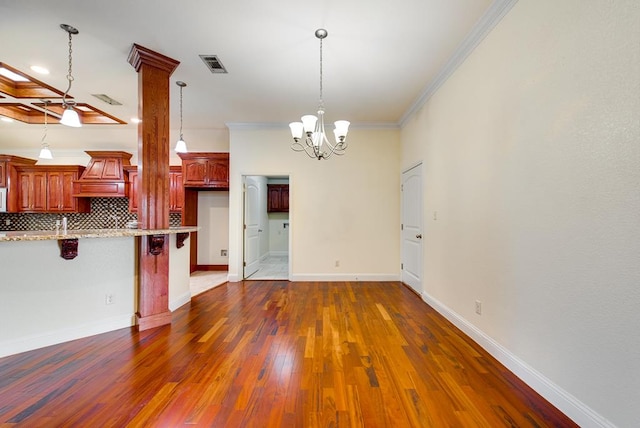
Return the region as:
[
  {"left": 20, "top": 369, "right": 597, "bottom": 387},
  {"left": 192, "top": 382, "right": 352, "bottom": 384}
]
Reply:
[
  {"left": 126, "top": 166, "right": 183, "bottom": 213},
  {"left": 267, "top": 184, "right": 289, "bottom": 213},
  {"left": 178, "top": 152, "right": 229, "bottom": 189},
  {"left": 15, "top": 165, "right": 89, "bottom": 213},
  {"left": 0, "top": 155, "right": 38, "bottom": 212}
]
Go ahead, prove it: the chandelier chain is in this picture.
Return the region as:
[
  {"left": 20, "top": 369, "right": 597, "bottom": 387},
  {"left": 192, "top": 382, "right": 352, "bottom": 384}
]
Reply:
[
  {"left": 62, "top": 30, "right": 74, "bottom": 106},
  {"left": 319, "top": 36, "right": 323, "bottom": 108}
]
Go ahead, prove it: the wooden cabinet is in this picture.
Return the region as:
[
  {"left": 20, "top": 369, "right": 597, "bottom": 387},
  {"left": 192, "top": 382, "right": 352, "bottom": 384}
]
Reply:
[
  {"left": 178, "top": 152, "right": 229, "bottom": 189},
  {"left": 16, "top": 166, "right": 89, "bottom": 213},
  {"left": 267, "top": 184, "right": 289, "bottom": 212},
  {"left": 0, "top": 161, "right": 6, "bottom": 187},
  {"left": 170, "top": 171, "right": 184, "bottom": 212},
  {"left": 17, "top": 170, "right": 47, "bottom": 211},
  {"left": 0, "top": 155, "right": 38, "bottom": 212},
  {"left": 127, "top": 166, "right": 183, "bottom": 213}
]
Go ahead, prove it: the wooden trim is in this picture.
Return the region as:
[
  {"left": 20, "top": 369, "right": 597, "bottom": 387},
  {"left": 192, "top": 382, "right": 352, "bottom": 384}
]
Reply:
[
  {"left": 127, "top": 43, "right": 180, "bottom": 74},
  {"left": 195, "top": 264, "right": 229, "bottom": 271},
  {"left": 0, "top": 62, "right": 69, "bottom": 99}
]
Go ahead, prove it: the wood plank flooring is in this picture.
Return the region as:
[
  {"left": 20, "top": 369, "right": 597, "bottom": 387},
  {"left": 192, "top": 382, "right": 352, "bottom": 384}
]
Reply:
[{"left": 0, "top": 281, "right": 577, "bottom": 427}]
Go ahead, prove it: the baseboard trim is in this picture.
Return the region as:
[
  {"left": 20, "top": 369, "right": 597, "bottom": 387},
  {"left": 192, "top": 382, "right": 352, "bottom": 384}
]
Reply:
[
  {"left": 421, "top": 291, "right": 615, "bottom": 428},
  {"left": 290, "top": 273, "right": 400, "bottom": 282},
  {"left": 0, "top": 314, "right": 135, "bottom": 358},
  {"left": 195, "top": 264, "right": 228, "bottom": 271}
]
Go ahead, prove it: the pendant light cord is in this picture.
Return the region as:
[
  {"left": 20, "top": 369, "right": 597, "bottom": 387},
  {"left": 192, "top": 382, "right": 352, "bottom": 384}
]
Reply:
[
  {"left": 179, "top": 85, "right": 184, "bottom": 139},
  {"left": 41, "top": 103, "right": 48, "bottom": 144}
]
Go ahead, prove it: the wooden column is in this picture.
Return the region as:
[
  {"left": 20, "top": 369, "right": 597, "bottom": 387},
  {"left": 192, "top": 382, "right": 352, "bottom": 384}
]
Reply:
[{"left": 128, "top": 44, "right": 180, "bottom": 331}]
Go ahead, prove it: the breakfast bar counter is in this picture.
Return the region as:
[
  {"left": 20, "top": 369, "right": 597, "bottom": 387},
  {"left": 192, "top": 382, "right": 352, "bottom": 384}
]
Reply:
[
  {"left": 0, "top": 227, "right": 196, "bottom": 358},
  {"left": 0, "top": 226, "right": 197, "bottom": 242}
]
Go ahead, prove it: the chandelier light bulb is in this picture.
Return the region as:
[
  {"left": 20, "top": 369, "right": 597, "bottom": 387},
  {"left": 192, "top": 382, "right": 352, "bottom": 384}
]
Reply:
[
  {"left": 60, "top": 106, "right": 81, "bottom": 127},
  {"left": 39, "top": 146, "right": 53, "bottom": 159}
]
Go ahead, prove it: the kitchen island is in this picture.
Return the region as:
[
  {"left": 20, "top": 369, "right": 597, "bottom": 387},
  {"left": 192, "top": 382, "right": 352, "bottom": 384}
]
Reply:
[{"left": 0, "top": 226, "right": 197, "bottom": 357}]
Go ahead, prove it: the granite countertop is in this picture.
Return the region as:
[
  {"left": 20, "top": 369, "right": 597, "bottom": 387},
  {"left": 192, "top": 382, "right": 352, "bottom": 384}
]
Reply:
[{"left": 0, "top": 226, "right": 198, "bottom": 242}]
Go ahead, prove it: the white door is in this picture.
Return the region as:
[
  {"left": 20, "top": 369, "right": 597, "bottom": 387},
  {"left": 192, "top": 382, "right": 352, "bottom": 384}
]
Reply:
[
  {"left": 243, "top": 176, "right": 261, "bottom": 278},
  {"left": 401, "top": 164, "right": 423, "bottom": 294}
]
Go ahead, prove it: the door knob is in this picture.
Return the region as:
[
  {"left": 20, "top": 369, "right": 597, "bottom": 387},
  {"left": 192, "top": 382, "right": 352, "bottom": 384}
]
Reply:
[{"left": 416, "top": 234, "right": 422, "bottom": 239}]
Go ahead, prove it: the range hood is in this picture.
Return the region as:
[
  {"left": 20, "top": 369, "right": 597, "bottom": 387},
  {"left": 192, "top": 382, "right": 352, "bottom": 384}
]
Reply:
[{"left": 73, "top": 151, "right": 132, "bottom": 198}]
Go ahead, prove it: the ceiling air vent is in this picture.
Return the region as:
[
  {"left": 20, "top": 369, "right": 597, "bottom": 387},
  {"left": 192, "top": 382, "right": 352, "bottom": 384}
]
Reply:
[
  {"left": 91, "top": 93, "right": 122, "bottom": 106},
  {"left": 199, "top": 55, "right": 228, "bottom": 74}
]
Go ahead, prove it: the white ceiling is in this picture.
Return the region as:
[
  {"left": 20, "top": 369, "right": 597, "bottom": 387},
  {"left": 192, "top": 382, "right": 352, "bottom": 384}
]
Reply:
[{"left": 0, "top": 0, "right": 500, "bottom": 154}]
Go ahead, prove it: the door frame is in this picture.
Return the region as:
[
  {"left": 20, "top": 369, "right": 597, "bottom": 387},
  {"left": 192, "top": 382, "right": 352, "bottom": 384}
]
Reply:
[
  {"left": 241, "top": 174, "right": 291, "bottom": 280},
  {"left": 401, "top": 162, "right": 423, "bottom": 295}
]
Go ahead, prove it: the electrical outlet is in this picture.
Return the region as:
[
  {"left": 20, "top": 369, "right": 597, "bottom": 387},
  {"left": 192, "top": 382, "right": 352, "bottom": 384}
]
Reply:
[
  {"left": 221, "top": 249, "right": 228, "bottom": 257},
  {"left": 5, "top": 219, "right": 10, "bottom": 226},
  {"left": 475, "top": 300, "right": 482, "bottom": 315},
  {"left": 335, "top": 260, "right": 340, "bottom": 267},
  {"left": 105, "top": 294, "right": 114, "bottom": 305}
]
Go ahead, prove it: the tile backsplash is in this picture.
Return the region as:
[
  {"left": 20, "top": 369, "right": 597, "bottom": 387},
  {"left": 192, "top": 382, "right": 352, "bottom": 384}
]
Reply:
[{"left": 0, "top": 198, "right": 181, "bottom": 231}]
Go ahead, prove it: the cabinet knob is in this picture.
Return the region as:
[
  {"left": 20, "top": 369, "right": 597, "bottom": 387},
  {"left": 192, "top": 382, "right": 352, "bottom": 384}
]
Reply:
[{"left": 416, "top": 234, "right": 422, "bottom": 239}]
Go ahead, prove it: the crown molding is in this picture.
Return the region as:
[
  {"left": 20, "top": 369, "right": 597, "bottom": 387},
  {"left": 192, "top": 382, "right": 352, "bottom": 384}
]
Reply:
[
  {"left": 399, "top": 0, "right": 519, "bottom": 127},
  {"left": 225, "top": 122, "right": 399, "bottom": 131}
]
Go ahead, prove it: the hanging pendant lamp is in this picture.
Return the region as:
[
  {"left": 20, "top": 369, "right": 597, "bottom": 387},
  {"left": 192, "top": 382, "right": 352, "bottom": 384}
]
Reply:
[
  {"left": 59, "top": 24, "right": 81, "bottom": 127},
  {"left": 175, "top": 81, "right": 188, "bottom": 153},
  {"left": 38, "top": 100, "right": 53, "bottom": 159}
]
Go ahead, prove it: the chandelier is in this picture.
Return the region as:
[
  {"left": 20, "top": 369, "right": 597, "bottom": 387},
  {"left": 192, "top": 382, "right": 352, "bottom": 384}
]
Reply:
[{"left": 289, "top": 29, "right": 350, "bottom": 160}]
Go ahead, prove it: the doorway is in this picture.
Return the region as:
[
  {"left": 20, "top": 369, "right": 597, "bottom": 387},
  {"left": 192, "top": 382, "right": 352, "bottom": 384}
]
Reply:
[
  {"left": 243, "top": 175, "right": 290, "bottom": 280},
  {"left": 401, "top": 163, "right": 423, "bottom": 294}
]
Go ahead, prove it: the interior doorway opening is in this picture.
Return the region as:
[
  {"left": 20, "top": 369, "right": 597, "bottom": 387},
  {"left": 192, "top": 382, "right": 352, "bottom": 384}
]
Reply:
[{"left": 243, "top": 175, "right": 290, "bottom": 280}]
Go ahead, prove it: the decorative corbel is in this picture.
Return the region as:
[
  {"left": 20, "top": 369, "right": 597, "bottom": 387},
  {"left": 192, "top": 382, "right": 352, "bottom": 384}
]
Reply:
[
  {"left": 59, "top": 238, "right": 79, "bottom": 260},
  {"left": 148, "top": 235, "right": 165, "bottom": 255},
  {"left": 176, "top": 232, "right": 189, "bottom": 249}
]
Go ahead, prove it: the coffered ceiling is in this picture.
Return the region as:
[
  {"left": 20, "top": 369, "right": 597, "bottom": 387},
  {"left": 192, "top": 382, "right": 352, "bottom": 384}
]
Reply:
[{"left": 0, "top": 0, "right": 508, "bottom": 154}]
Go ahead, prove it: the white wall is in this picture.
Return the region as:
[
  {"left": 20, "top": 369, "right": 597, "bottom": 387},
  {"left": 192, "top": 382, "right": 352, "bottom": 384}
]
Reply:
[
  {"left": 228, "top": 127, "right": 401, "bottom": 281},
  {"left": 197, "top": 191, "right": 230, "bottom": 265},
  {"left": 401, "top": 1, "right": 640, "bottom": 426},
  {"left": 0, "top": 234, "right": 192, "bottom": 357},
  {"left": 0, "top": 237, "right": 135, "bottom": 357},
  {"left": 268, "top": 212, "right": 289, "bottom": 255}
]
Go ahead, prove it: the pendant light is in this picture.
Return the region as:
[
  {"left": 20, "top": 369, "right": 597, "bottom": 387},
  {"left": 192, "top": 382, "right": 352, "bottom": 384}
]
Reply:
[
  {"left": 174, "top": 81, "right": 188, "bottom": 153},
  {"left": 59, "top": 24, "right": 81, "bottom": 127},
  {"left": 39, "top": 101, "right": 53, "bottom": 159}
]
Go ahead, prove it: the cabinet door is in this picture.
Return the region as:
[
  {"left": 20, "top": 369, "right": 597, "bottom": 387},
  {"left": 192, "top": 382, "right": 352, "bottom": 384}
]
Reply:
[
  {"left": 47, "top": 170, "right": 85, "bottom": 212},
  {"left": 170, "top": 172, "right": 184, "bottom": 212},
  {"left": 206, "top": 159, "right": 229, "bottom": 186},
  {"left": 128, "top": 171, "right": 138, "bottom": 212},
  {"left": 280, "top": 185, "right": 289, "bottom": 212},
  {"left": 18, "top": 171, "right": 47, "bottom": 212},
  {"left": 182, "top": 160, "right": 207, "bottom": 186},
  {"left": 268, "top": 185, "right": 281, "bottom": 212},
  {"left": 47, "top": 172, "right": 64, "bottom": 211},
  {"left": 267, "top": 184, "right": 289, "bottom": 212},
  {"left": 60, "top": 171, "right": 84, "bottom": 212}
]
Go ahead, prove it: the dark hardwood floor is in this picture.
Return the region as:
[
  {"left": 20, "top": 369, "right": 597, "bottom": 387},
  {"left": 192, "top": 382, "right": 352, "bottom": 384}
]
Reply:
[{"left": 0, "top": 281, "right": 576, "bottom": 427}]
